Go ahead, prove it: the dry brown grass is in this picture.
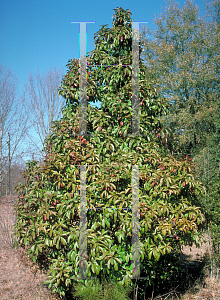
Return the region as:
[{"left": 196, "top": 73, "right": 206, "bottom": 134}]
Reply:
[
  {"left": 146, "top": 234, "right": 220, "bottom": 300},
  {"left": 0, "top": 195, "right": 61, "bottom": 300},
  {"left": 178, "top": 233, "right": 220, "bottom": 300},
  {"left": 0, "top": 195, "right": 219, "bottom": 300}
]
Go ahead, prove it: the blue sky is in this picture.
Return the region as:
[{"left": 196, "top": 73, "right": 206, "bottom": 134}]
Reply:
[
  {"left": 0, "top": 0, "right": 208, "bottom": 96},
  {"left": 0, "top": 0, "right": 208, "bottom": 163}
]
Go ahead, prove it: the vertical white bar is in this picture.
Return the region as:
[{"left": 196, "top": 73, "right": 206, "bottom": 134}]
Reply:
[
  {"left": 132, "top": 22, "right": 140, "bottom": 137},
  {"left": 131, "top": 22, "right": 148, "bottom": 138},
  {"left": 71, "top": 22, "right": 95, "bottom": 137},
  {"left": 79, "top": 23, "right": 87, "bottom": 137},
  {"left": 132, "top": 165, "right": 140, "bottom": 279},
  {"left": 71, "top": 21, "right": 95, "bottom": 280},
  {"left": 71, "top": 19, "right": 149, "bottom": 282},
  {"left": 79, "top": 165, "right": 87, "bottom": 279}
]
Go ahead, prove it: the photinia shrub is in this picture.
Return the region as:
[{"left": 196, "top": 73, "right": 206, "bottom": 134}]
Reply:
[{"left": 13, "top": 7, "right": 206, "bottom": 298}]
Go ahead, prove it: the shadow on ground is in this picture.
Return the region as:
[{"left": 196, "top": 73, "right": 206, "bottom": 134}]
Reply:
[{"left": 125, "top": 252, "right": 208, "bottom": 300}]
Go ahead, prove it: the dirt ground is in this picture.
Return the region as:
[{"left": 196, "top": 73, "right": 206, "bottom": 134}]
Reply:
[
  {"left": 180, "top": 233, "right": 210, "bottom": 261},
  {"left": 0, "top": 196, "right": 61, "bottom": 300},
  {"left": 0, "top": 195, "right": 219, "bottom": 300}
]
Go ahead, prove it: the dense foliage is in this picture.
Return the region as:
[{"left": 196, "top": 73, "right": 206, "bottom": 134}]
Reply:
[
  {"left": 193, "top": 96, "right": 220, "bottom": 270},
  {"left": 140, "top": 0, "right": 220, "bottom": 273},
  {"left": 13, "top": 7, "right": 206, "bottom": 299},
  {"left": 140, "top": 0, "right": 219, "bottom": 159}
]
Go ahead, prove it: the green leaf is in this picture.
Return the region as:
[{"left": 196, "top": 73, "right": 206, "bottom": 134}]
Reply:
[
  {"left": 114, "top": 257, "right": 122, "bottom": 264},
  {"left": 91, "top": 263, "right": 95, "bottom": 274},
  {"left": 162, "top": 229, "right": 166, "bottom": 236},
  {"left": 61, "top": 237, "right": 66, "bottom": 245},
  {"left": 38, "top": 244, "right": 42, "bottom": 253},
  {"left": 113, "top": 259, "right": 118, "bottom": 270},
  {"left": 125, "top": 255, "right": 129, "bottom": 263}
]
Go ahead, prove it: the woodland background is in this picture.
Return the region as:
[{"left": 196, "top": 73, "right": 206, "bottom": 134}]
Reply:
[{"left": 0, "top": 0, "right": 219, "bottom": 268}]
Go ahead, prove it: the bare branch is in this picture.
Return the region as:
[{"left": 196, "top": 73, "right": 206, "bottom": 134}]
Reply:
[
  {"left": 0, "top": 66, "right": 31, "bottom": 196},
  {"left": 24, "top": 67, "right": 66, "bottom": 158}
]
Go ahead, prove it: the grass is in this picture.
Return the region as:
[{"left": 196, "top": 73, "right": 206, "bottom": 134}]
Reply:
[{"left": 1, "top": 195, "right": 220, "bottom": 300}]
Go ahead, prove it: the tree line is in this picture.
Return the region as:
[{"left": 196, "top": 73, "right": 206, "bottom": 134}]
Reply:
[
  {"left": 0, "top": 66, "right": 65, "bottom": 197},
  {"left": 0, "top": 0, "right": 219, "bottom": 266},
  {"left": 140, "top": 0, "right": 220, "bottom": 270}
]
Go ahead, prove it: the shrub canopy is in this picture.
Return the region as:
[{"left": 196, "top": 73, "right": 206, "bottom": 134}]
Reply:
[{"left": 14, "top": 7, "right": 206, "bottom": 298}]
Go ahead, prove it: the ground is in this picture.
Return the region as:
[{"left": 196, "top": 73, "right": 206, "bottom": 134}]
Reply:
[
  {"left": 0, "top": 195, "right": 60, "bottom": 300},
  {"left": 0, "top": 195, "right": 219, "bottom": 300}
]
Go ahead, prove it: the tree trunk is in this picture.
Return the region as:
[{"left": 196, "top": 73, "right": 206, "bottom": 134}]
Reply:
[
  {"left": 8, "top": 132, "right": 11, "bottom": 195},
  {"left": 0, "top": 126, "right": 3, "bottom": 198}
]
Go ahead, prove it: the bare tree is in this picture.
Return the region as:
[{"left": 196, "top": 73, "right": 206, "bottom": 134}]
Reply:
[
  {"left": 1, "top": 155, "right": 26, "bottom": 196},
  {"left": 24, "top": 67, "right": 66, "bottom": 160},
  {"left": 0, "top": 66, "right": 30, "bottom": 197}
]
